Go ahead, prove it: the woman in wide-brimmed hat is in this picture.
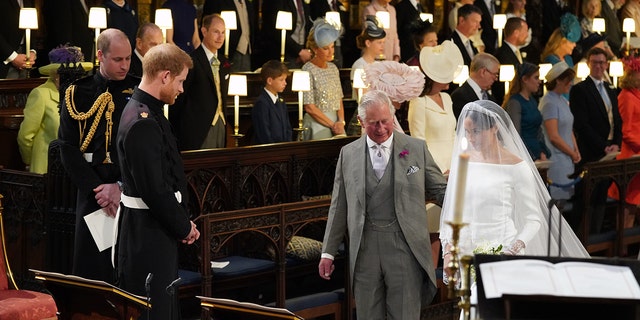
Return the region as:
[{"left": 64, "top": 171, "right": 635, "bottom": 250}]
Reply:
[
  {"left": 17, "top": 46, "right": 92, "bottom": 174},
  {"left": 539, "top": 62, "right": 581, "bottom": 204}
]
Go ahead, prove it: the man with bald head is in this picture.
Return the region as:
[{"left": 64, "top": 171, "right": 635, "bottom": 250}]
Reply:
[
  {"left": 171, "top": 14, "right": 229, "bottom": 150},
  {"left": 58, "top": 28, "right": 139, "bottom": 283},
  {"left": 116, "top": 43, "right": 198, "bottom": 320},
  {"left": 129, "top": 22, "right": 163, "bottom": 77}
]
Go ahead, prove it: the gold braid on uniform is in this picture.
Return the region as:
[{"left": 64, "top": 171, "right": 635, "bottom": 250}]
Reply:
[{"left": 64, "top": 85, "right": 115, "bottom": 162}]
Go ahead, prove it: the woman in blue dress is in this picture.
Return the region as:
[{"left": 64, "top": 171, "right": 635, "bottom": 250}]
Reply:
[
  {"left": 504, "top": 62, "right": 550, "bottom": 161},
  {"left": 540, "top": 62, "right": 581, "bottom": 201}
]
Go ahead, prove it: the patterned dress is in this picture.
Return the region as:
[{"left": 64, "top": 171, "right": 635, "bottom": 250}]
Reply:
[{"left": 302, "top": 61, "right": 343, "bottom": 140}]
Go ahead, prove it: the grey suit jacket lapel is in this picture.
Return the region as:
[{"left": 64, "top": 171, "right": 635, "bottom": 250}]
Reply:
[{"left": 353, "top": 136, "right": 367, "bottom": 211}]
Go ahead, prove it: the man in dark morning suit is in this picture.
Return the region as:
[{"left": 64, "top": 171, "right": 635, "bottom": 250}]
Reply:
[
  {"left": 319, "top": 90, "right": 447, "bottom": 320},
  {"left": 0, "top": 0, "right": 36, "bottom": 78},
  {"left": 309, "top": 0, "right": 349, "bottom": 67},
  {"left": 491, "top": 17, "right": 529, "bottom": 105},
  {"left": 601, "top": 0, "right": 624, "bottom": 56},
  {"left": 116, "top": 43, "right": 200, "bottom": 320},
  {"left": 395, "top": 0, "right": 423, "bottom": 63},
  {"left": 129, "top": 23, "right": 163, "bottom": 77},
  {"left": 171, "top": 14, "right": 229, "bottom": 150},
  {"left": 262, "top": 0, "right": 313, "bottom": 69},
  {"left": 202, "top": 0, "right": 257, "bottom": 72},
  {"left": 451, "top": 52, "right": 499, "bottom": 119},
  {"left": 252, "top": 60, "right": 292, "bottom": 144},
  {"left": 474, "top": 0, "right": 498, "bottom": 54},
  {"left": 58, "top": 29, "right": 139, "bottom": 283},
  {"left": 451, "top": 4, "right": 482, "bottom": 67},
  {"left": 570, "top": 47, "right": 622, "bottom": 234},
  {"left": 43, "top": 0, "right": 93, "bottom": 67}
]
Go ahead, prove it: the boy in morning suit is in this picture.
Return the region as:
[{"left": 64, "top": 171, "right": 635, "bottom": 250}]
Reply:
[{"left": 252, "top": 60, "right": 293, "bottom": 144}]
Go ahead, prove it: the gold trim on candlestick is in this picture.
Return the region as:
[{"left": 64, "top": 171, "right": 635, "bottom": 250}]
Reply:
[{"left": 445, "top": 221, "right": 473, "bottom": 320}]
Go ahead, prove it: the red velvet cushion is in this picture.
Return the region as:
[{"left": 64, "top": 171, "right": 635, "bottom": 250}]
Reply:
[{"left": 0, "top": 289, "right": 58, "bottom": 320}]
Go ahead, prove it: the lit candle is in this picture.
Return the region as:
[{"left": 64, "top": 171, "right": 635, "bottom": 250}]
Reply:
[
  {"left": 298, "top": 91, "right": 304, "bottom": 122},
  {"left": 453, "top": 153, "right": 470, "bottom": 224}
]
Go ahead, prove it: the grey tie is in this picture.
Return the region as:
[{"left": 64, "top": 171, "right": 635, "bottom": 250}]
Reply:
[
  {"left": 466, "top": 40, "right": 475, "bottom": 59},
  {"left": 371, "top": 144, "right": 388, "bottom": 180},
  {"left": 481, "top": 90, "right": 489, "bottom": 100},
  {"left": 598, "top": 82, "right": 612, "bottom": 111}
]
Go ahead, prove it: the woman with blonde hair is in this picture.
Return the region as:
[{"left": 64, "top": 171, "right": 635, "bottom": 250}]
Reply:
[
  {"left": 541, "top": 13, "right": 581, "bottom": 67},
  {"left": 302, "top": 19, "right": 346, "bottom": 140}
]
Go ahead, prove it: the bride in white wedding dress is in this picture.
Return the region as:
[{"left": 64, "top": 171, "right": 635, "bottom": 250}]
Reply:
[{"left": 439, "top": 100, "right": 590, "bottom": 318}]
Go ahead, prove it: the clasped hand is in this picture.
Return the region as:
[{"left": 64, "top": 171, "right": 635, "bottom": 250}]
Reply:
[
  {"left": 182, "top": 221, "right": 200, "bottom": 245},
  {"left": 94, "top": 183, "right": 121, "bottom": 217}
]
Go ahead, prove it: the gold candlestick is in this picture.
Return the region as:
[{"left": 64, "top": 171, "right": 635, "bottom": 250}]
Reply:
[{"left": 445, "top": 220, "right": 473, "bottom": 320}]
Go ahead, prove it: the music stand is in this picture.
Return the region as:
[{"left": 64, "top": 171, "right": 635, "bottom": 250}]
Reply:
[
  {"left": 474, "top": 255, "right": 640, "bottom": 320},
  {"left": 197, "top": 296, "right": 303, "bottom": 320},
  {"left": 30, "top": 269, "right": 149, "bottom": 320}
]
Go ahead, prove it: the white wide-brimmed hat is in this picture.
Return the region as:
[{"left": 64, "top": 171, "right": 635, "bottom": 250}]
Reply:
[
  {"left": 545, "top": 61, "right": 570, "bottom": 82},
  {"left": 419, "top": 40, "right": 464, "bottom": 84}
]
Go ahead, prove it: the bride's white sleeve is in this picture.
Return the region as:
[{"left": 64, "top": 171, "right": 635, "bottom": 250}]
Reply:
[{"left": 513, "top": 168, "right": 542, "bottom": 246}]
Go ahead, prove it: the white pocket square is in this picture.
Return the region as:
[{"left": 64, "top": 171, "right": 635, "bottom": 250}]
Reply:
[{"left": 407, "top": 166, "right": 420, "bottom": 176}]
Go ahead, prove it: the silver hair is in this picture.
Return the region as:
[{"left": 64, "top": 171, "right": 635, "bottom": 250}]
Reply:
[{"left": 357, "top": 90, "right": 396, "bottom": 122}]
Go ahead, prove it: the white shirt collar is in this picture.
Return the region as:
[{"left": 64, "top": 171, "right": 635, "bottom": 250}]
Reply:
[
  {"left": 264, "top": 87, "right": 279, "bottom": 103},
  {"left": 455, "top": 29, "right": 471, "bottom": 44},
  {"left": 466, "top": 78, "right": 484, "bottom": 99},
  {"left": 409, "top": 0, "right": 419, "bottom": 9},
  {"left": 366, "top": 133, "right": 394, "bottom": 151},
  {"left": 202, "top": 44, "right": 217, "bottom": 63},
  {"left": 589, "top": 75, "right": 605, "bottom": 87},
  {"left": 134, "top": 48, "right": 143, "bottom": 62}
]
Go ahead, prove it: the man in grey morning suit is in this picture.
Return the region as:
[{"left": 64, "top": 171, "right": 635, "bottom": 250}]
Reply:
[{"left": 318, "top": 90, "right": 447, "bottom": 319}]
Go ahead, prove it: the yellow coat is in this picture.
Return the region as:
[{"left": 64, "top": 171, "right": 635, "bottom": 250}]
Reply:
[{"left": 17, "top": 78, "right": 60, "bottom": 174}]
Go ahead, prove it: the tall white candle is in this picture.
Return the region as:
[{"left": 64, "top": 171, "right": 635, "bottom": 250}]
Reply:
[
  {"left": 298, "top": 91, "right": 304, "bottom": 122},
  {"left": 453, "top": 153, "right": 470, "bottom": 224},
  {"left": 25, "top": 29, "right": 31, "bottom": 62},
  {"left": 225, "top": 29, "right": 230, "bottom": 57},
  {"left": 281, "top": 29, "right": 287, "bottom": 59},
  {"left": 234, "top": 95, "right": 240, "bottom": 128}
]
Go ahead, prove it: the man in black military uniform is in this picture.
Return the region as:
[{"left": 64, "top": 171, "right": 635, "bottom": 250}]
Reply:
[
  {"left": 58, "top": 28, "right": 139, "bottom": 283},
  {"left": 116, "top": 43, "right": 199, "bottom": 320}
]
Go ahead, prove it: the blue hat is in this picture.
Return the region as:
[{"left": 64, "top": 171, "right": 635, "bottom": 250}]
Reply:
[
  {"left": 560, "top": 13, "right": 581, "bottom": 43},
  {"left": 311, "top": 18, "right": 340, "bottom": 48}
]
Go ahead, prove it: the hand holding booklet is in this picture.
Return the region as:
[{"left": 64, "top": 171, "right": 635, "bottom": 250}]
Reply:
[{"left": 480, "top": 259, "right": 640, "bottom": 300}]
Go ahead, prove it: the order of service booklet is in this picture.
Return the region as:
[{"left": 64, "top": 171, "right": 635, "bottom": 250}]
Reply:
[{"left": 480, "top": 259, "right": 640, "bottom": 300}]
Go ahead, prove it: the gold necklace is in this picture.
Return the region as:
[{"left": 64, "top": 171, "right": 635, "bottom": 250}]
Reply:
[{"left": 65, "top": 85, "right": 115, "bottom": 163}]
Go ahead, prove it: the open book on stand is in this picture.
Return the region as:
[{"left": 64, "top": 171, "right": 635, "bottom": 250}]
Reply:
[{"left": 480, "top": 259, "right": 640, "bottom": 300}]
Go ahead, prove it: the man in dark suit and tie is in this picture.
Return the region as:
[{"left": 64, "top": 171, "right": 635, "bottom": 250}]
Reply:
[
  {"left": 129, "top": 23, "right": 163, "bottom": 77},
  {"left": 474, "top": 0, "right": 498, "bottom": 54},
  {"left": 492, "top": 17, "right": 529, "bottom": 105},
  {"left": 451, "top": 4, "right": 483, "bottom": 67},
  {"left": 451, "top": 53, "right": 499, "bottom": 119},
  {"left": 262, "top": 0, "right": 313, "bottom": 69},
  {"left": 570, "top": 47, "right": 622, "bottom": 234},
  {"left": 171, "top": 14, "right": 229, "bottom": 150},
  {"left": 396, "top": 0, "right": 423, "bottom": 62},
  {"left": 0, "top": 0, "right": 36, "bottom": 78},
  {"left": 203, "top": 0, "right": 257, "bottom": 72},
  {"left": 43, "top": 0, "right": 93, "bottom": 67},
  {"left": 319, "top": 90, "right": 447, "bottom": 320}
]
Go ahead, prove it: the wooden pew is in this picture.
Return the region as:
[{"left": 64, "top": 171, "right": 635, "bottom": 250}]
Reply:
[
  {"left": 578, "top": 157, "right": 640, "bottom": 257},
  {"left": 195, "top": 199, "right": 345, "bottom": 319}
]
